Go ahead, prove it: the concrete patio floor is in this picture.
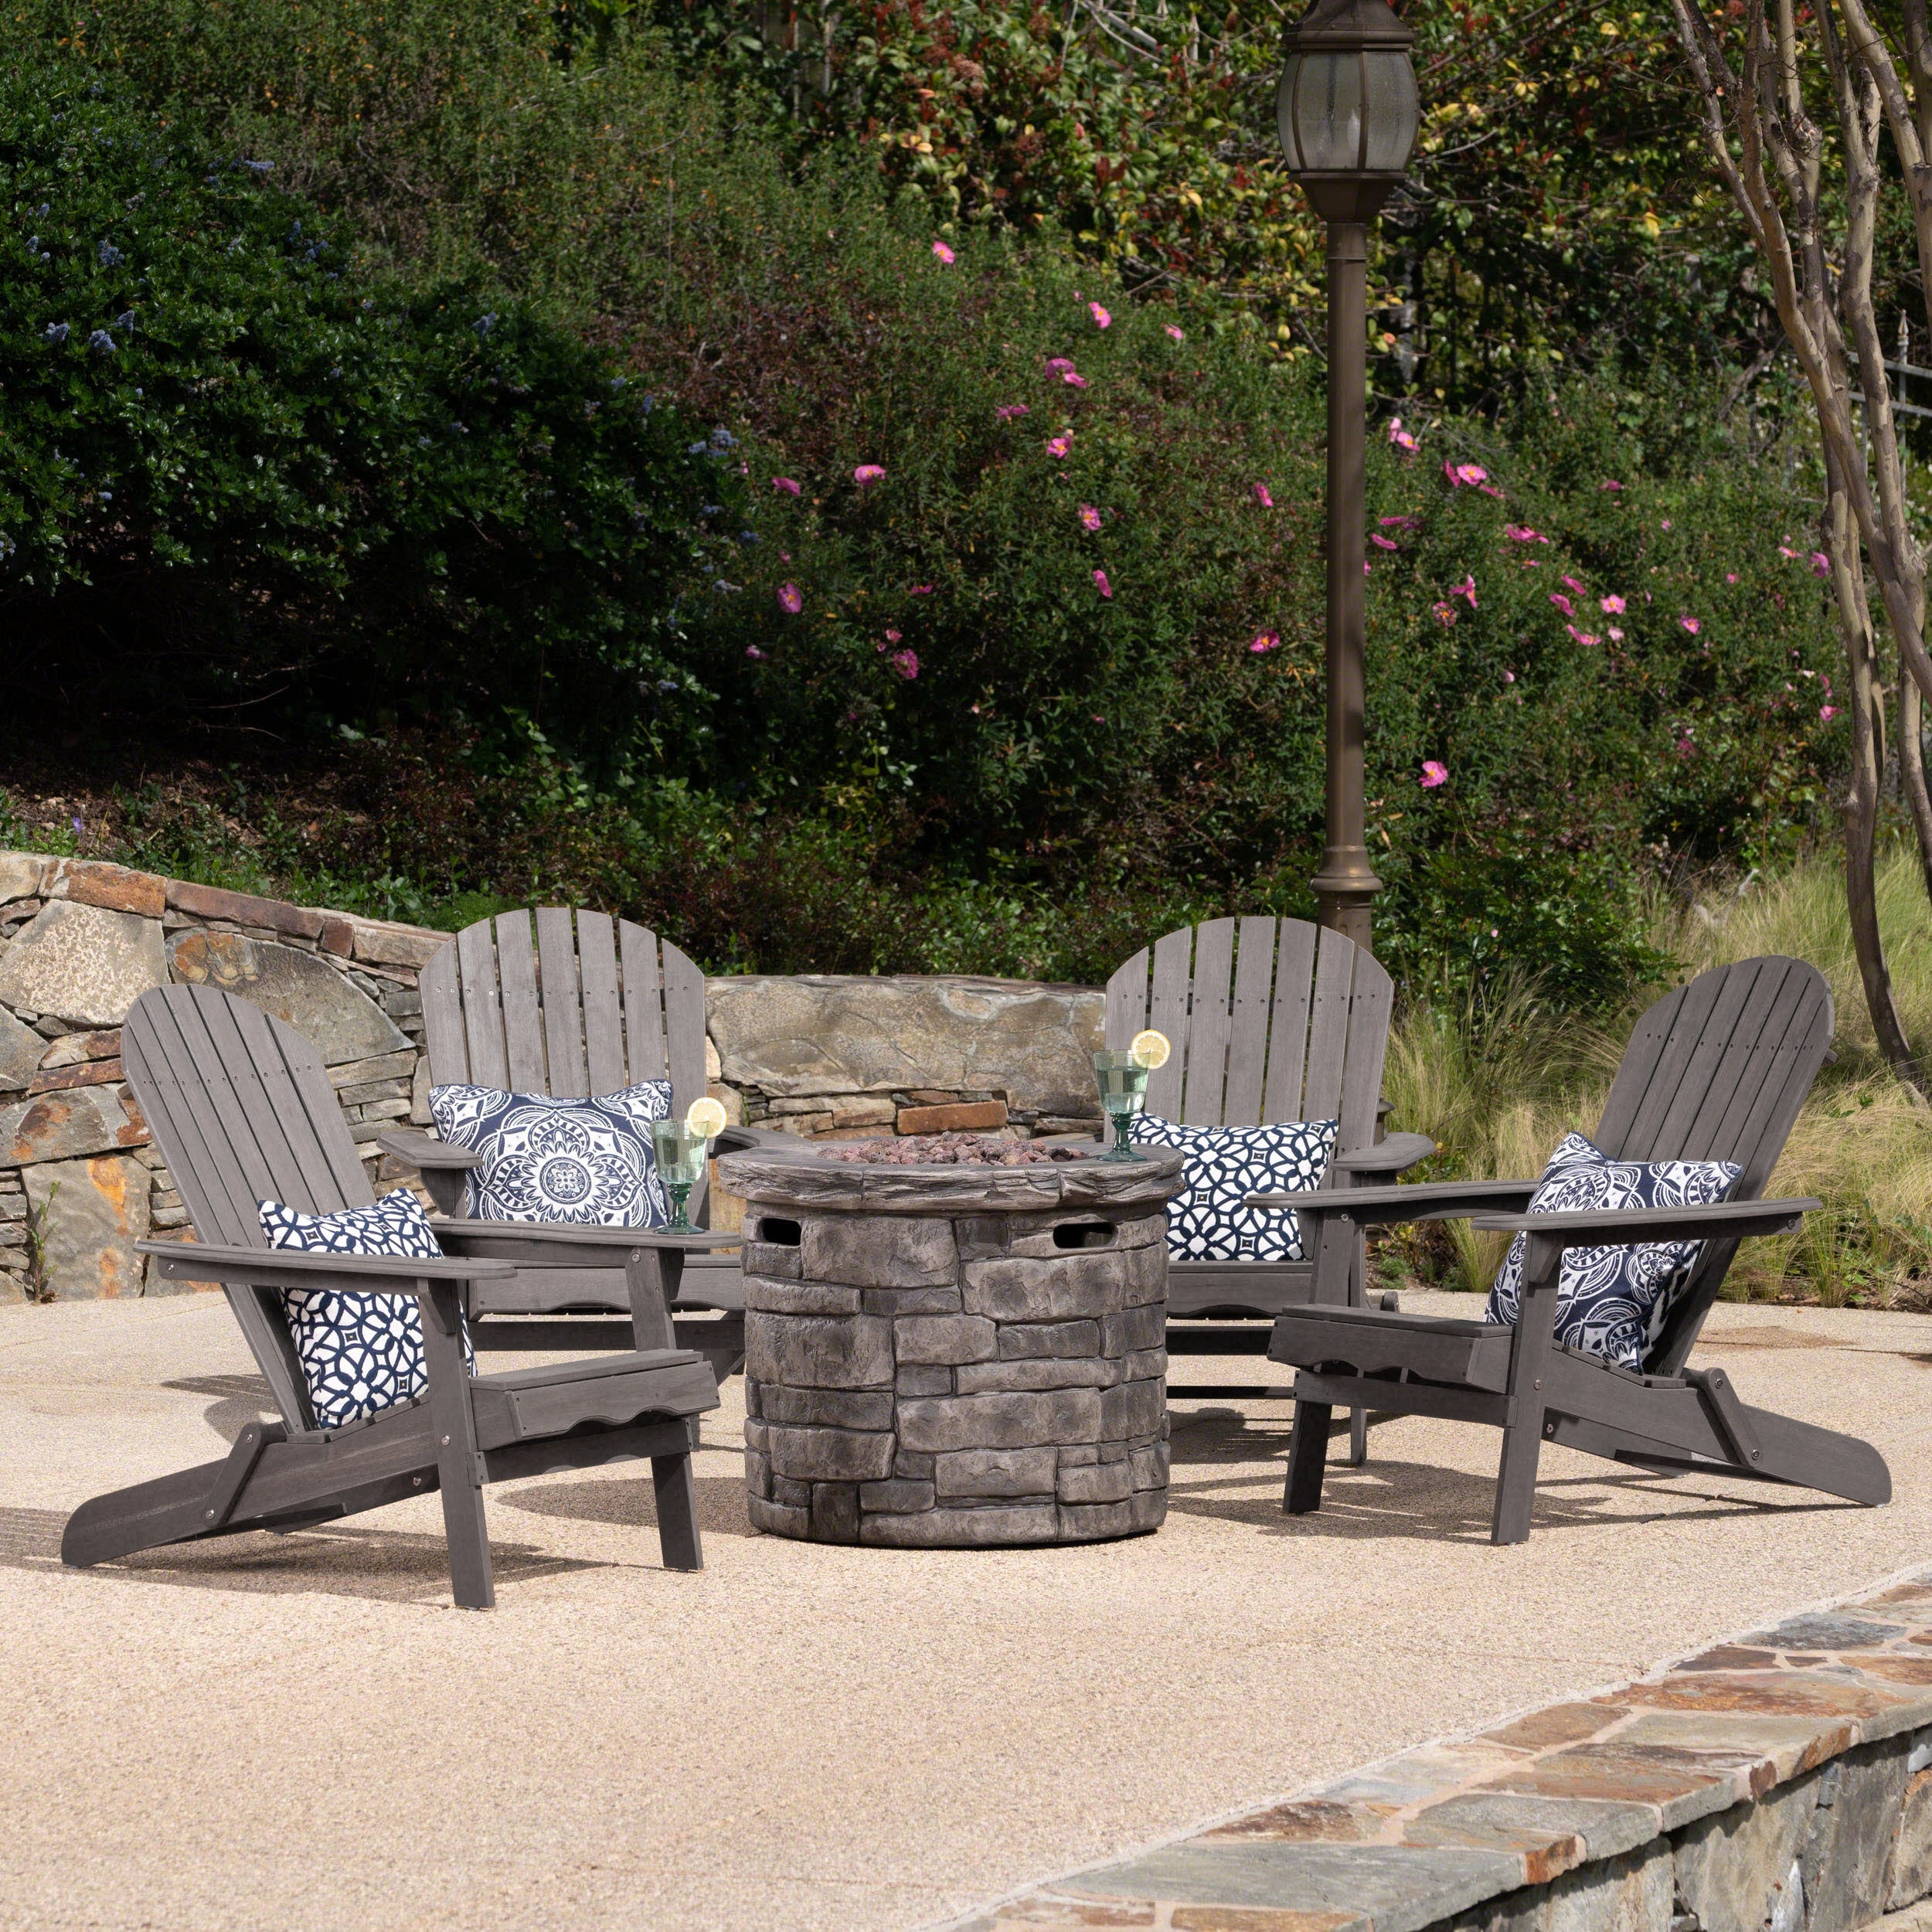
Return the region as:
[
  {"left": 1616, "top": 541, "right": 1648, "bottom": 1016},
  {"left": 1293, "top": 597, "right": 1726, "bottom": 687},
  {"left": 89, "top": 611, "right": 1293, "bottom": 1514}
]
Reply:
[{"left": 3, "top": 1290, "right": 1930, "bottom": 1932}]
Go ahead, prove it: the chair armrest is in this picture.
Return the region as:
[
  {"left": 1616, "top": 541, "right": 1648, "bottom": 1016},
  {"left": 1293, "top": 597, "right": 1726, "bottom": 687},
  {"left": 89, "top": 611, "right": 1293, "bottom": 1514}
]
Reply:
[
  {"left": 375, "top": 1130, "right": 482, "bottom": 1170},
  {"left": 1331, "top": 1132, "right": 1437, "bottom": 1177},
  {"left": 433, "top": 1221, "right": 742, "bottom": 1268},
  {"left": 134, "top": 1240, "right": 517, "bottom": 1294},
  {"left": 1247, "top": 1179, "right": 1539, "bottom": 1226},
  {"left": 1470, "top": 1196, "right": 1820, "bottom": 1248}
]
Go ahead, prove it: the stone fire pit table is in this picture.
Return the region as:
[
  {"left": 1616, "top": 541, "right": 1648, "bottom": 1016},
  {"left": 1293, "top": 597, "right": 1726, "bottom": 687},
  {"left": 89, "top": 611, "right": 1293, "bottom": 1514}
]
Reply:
[{"left": 717, "top": 1143, "right": 1186, "bottom": 1546}]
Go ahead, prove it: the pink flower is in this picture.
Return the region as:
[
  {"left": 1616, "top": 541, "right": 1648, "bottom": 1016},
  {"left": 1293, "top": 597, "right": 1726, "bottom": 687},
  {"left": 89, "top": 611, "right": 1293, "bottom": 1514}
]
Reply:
[
  {"left": 1094, "top": 569, "right": 1113, "bottom": 598},
  {"left": 1726, "top": 573, "right": 1739, "bottom": 583},
  {"left": 1061, "top": 371, "right": 1088, "bottom": 388},
  {"left": 772, "top": 476, "right": 801, "bottom": 496},
  {"left": 854, "top": 464, "right": 886, "bottom": 488},
  {"left": 1420, "top": 760, "right": 1449, "bottom": 788},
  {"left": 932, "top": 240, "right": 955, "bottom": 264},
  {"left": 1820, "top": 705, "right": 1838, "bottom": 721},
  {"left": 1600, "top": 594, "right": 1625, "bottom": 614},
  {"left": 1566, "top": 624, "right": 1601, "bottom": 647},
  {"left": 777, "top": 583, "right": 804, "bottom": 614},
  {"left": 1780, "top": 545, "right": 1800, "bottom": 560},
  {"left": 1607, "top": 626, "right": 1624, "bottom": 642},
  {"left": 1451, "top": 574, "right": 1477, "bottom": 607},
  {"left": 1089, "top": 302, "right": 1111, "bottom": 328},
  {"left": 1601, "top": 478, "right": 1624, "bottom": 491},
  {"left": 910, "top": 583, "right": 934, "bottom": 594},
  {"left": 1504, "top": 525, "right": 1547, "bottom": 543},
  {"left": 1371, "top": 532, "right": 1399, "bottom": 550},
  {"left": 1079, "top": 504, "right": 1102, "bottom": 532},
  {"left": 1679, "top": 615, "right": 1701, "bottom": 634},
  {"left": 892, "top": 649, "right": 919, "bottom": 680},
  {"left": 996, "top": 403, "right": 1031, "bottom": 421},
  {"left": 1380, "top": 515, "right": 1417, "bottom": 529},
  {"left": 1253, "top": 483, "right": 1274, "bottom": 508},
  {"left": 1549, "top": 593, "right": 1574, "bottom": 617},
  {"left": 1388, "top": 418, "right": 1419, "bottom": 451},
  {"left": 1502, "top": 670, "right": 1516, "bottom": 683},
  {"left": 1249, "top": 631, "right": 1281, "bottom": 654},
  {"left": 1676, "top": 735, "right": 1695, "bottom": 757},
  {"left": 745, "top": 645, "right": 765, "bottom": 659},
  {"left": 1046, "top": 434, "right": 1073, "bottom": 457},
  {"left": 1364, "top": 561, "right": 1372, "bottom": 577},
  {"left": 1811, "top": 551, "right": 1830, "bottom": 577},
  {"left": 1165, "top": 324, "right": 1185, "bottom": 341},
  {"left": 1662, "top": 518, "right": 1672, "bottom": 530},
  {"left": 1046, "top": 358, "right": 1077, "bottom": 375},
  {"left": 1562, "top": 575, "right": 1586, "bottom": 595},
  {"left": 1444, "top": 461, "right": 1488, "bottom": 487},
  {"left": 884, "top": 628, "right": 902, "bottom": 644},
  {"left": 1433, "top": 601, "right": 1458, "bottom": 626}
]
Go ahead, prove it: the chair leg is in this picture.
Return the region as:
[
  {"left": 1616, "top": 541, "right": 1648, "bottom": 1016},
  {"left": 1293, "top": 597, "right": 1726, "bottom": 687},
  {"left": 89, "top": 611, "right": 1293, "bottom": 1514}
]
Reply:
[
  {"left": 420, "top": 1279, "right": 496, "bottom": 1610},
  {"left": 1491, "top": 1263, "right": 1558, "bottom": 1546},
  {"left": 1284, "top": 1398, "right": 1332, "bottom": 1514},
  {"left": 1348, "top": 1406, "right": 1369, "bottom": 1466},
  {"left": 652, "top": 1451, "right": 704, "bottom": 1571}
]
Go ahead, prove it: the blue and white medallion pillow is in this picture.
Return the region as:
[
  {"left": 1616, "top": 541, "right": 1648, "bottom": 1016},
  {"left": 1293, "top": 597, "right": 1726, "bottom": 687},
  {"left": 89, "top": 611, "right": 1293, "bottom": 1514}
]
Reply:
[
  {"left": 1128, "top": 1114, "right": 1338, "bottom": 1261},
  {"left": 259, "top": 1190, "right": 475, "bottom": 1430},
  {"left": 427, "top": 1081, "right": 672, "bottom": 1228},
  {"left": 1482, "top": 1131, "right": 1741, "bottom": 1372}
]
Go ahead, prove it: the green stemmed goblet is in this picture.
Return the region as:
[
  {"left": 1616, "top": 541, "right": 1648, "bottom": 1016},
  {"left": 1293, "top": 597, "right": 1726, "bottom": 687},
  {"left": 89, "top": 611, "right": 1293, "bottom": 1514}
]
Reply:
[{"left": 1092, "top": 1049, "right": 1151, "bottom": 1162}]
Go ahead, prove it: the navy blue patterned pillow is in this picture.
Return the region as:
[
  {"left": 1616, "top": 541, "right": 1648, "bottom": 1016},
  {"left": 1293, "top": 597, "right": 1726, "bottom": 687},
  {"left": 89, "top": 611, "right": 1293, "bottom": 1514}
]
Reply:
[
  {"left": 1482, "top": 1131, "right": 1741, "bottom": 1372},
  {"left": 259, "top": 1190, "right": 475, "bottom": 1430},
  {"left": 427, "top": 1081, "right": 672, "bottom": 1227},
  {"left": 1128, "top": 1114, "right": 1338, "bottom": 1261}
]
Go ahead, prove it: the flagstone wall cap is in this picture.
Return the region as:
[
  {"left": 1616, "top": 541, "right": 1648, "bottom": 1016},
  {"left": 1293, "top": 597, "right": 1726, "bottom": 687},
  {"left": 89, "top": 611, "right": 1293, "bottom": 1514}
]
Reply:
[{"left": 966, "top": 1572, "right": 1932, "bottom": 1932}]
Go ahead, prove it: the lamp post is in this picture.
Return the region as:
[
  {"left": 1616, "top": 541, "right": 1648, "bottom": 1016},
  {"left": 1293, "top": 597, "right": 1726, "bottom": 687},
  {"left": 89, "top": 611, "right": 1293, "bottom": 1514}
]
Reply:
[{"left": 1276, "top": 0, "right": 1418, "bottom": 954}]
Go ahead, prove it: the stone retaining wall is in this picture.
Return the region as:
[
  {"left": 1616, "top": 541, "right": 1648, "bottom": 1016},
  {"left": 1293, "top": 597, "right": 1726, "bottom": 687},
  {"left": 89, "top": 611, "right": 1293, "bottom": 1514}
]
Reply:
[
  {"left": 968, "top": 1575, "right": 1932, "bottom": 1932},
  {"left": 0, "top": 852, "right": 1104, "bottom": 1301}
]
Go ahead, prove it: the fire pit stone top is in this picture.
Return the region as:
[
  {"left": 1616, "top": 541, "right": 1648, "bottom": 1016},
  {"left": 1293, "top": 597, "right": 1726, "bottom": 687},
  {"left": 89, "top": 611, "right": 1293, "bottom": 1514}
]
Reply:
[
  {"left": 716, "top": 1140, "right": 1183, "bottom": 1216},
  {"left": 818, "top": 1131, "right": 1082, "bottom": 1167}
]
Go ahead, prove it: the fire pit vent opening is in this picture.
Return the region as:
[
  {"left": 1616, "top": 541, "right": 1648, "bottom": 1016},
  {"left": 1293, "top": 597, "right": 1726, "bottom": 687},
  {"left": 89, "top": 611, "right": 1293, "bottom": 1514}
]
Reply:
[{"left": 718, "top": 1145, "right": 1187, "bottom": 1548}]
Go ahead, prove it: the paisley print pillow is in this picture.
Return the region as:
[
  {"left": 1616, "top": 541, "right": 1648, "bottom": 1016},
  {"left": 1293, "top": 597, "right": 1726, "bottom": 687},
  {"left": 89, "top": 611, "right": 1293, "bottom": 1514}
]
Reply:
[{"left": 1482, "top": 1131, "right": 1740, "bottom": 1372}]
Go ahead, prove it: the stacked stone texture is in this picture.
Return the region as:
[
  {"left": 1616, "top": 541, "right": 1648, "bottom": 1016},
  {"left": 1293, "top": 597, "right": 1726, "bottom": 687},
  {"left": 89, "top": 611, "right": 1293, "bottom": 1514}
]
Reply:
[
  {"left": 728, "top": 1151, "right": 1184, "bottom": 1547},
  {"left": 0, "top": 852, "right": 444, "bottom": 1304},
  {"left": 0, "top": 847, "right": 1108, "bottom": 1301}
]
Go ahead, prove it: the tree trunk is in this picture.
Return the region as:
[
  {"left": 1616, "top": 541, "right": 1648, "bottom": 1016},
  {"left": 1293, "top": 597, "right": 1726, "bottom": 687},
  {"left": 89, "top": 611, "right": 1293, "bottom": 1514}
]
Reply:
[
  {"left": 1830, "top": 478, "right": 1927, "bottom": 1097},
  {"left": 1901, "top": 677, "right": 1932, "bottom": 904}
]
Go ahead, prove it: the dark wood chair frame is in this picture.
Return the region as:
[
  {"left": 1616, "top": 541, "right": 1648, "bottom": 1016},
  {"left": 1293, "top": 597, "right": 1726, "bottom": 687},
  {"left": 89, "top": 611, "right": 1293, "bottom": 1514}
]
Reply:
[
  {"left": 60, "top": 984, "right": 734, "bottom": 1609},
  {"left": 1256, "top": 956, "right": 1892, "bottom": 1544},
  {"left": 379, "top": 908, "right": 779, "bottom": 1377},
  {"left": 1103, "top": 917, "right": 1434, "bottom": 1436}
]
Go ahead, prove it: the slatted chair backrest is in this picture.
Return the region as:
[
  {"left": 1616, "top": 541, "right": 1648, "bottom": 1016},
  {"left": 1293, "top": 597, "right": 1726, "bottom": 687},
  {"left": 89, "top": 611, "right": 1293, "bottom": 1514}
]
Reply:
[
  {"left": 1104, "top": 918, "right": 1393, "bottom": 1155},
  {"left": 123, "top": 984, "right": 376, "bottom": 1433},
  {"left": 420, "top": 909, "right": 709, "bottom": 1111},
  {"left": 1588, "top": 955, "right": 1833, "bottom": 1377}
]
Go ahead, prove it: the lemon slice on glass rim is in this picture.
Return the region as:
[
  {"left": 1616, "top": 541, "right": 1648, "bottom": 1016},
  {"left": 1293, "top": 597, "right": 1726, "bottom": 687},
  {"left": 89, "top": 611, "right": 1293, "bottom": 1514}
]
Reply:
[
  {"left": 1129, "top": 1029, "right": 1171, "bottom": 1070},
  {"left": 685, "top": 1095, "right": 729, "bottom": 1140}
]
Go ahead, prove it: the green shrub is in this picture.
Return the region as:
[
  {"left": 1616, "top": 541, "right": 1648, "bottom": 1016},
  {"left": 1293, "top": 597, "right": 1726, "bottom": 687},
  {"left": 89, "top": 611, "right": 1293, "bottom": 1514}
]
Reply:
[
  {"left": 0, "top": 48, "right": 725, "bottom": 760},
  {"left": 1, "top": 18, "right": 1848, "bottom": 1003}
]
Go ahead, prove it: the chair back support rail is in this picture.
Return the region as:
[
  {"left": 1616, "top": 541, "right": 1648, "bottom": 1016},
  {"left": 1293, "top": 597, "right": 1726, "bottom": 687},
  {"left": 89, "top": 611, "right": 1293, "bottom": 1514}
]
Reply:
[
  {"left": 123, "top": 983, "right": 388, "bottom": 1435},
  {"left": 1593, "top": 954, "right": 1832, "bottom": 1376},
  {"left": 1103, "top": 917, "right": 1391, "bottom": 1153}
]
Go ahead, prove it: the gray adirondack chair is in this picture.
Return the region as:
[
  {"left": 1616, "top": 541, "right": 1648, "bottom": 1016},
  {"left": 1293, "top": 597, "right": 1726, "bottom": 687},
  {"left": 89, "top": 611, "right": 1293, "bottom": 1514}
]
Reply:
[
  {"left": 1104, "top": 918, "right": 1434, "bottom": 1418},
  {"left": 1261, "top": 956, "right": 1891, "bottom": 1544},
  {"left": 61, "top": 984, "right": 730, "bottom": 1609},
  {"left": 379, "top": 909, "right": 757, "bottom": 1374}
]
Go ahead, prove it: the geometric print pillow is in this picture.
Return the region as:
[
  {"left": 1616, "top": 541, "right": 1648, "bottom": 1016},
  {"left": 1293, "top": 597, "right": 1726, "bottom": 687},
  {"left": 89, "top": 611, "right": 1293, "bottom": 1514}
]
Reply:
[
  {"left": 1127, "top": 1114, "right": 1338, "bottom": 1261},
  {"left": 427, "top": 1081, "right": 672, "bottom": 1228},
  {"left": 1482, "top": 1130, "right": 1741, "bottom": 1372},
  {"left": 258, "top": 1189, "right": 476, "bottom": 1431}
]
